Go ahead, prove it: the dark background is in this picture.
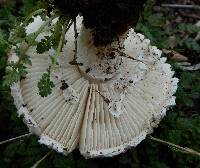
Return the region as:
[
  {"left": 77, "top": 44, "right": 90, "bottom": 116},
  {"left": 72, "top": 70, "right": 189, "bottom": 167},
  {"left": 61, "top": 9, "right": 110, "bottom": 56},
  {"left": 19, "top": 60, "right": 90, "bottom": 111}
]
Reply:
[{"left": 0, "top": 0, "right": 200, "bottom": 167}]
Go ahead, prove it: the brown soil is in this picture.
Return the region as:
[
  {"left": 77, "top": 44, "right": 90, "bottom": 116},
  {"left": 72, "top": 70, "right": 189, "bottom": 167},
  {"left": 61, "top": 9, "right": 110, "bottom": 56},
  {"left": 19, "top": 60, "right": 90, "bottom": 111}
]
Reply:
[{"left": 52, "top": 0, "right": 147, "bottom": 46}]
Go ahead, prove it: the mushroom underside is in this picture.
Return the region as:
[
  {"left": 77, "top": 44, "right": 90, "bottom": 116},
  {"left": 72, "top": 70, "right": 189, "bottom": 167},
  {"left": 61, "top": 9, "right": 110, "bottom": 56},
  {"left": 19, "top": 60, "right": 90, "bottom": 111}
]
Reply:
[{"left": 11, "top": 17, "right": 178, "bottom": 158}]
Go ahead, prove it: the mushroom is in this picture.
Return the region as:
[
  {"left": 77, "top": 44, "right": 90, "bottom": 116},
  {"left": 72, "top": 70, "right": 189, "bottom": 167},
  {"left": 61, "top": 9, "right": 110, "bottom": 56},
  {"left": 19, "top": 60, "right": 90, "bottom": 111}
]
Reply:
[{"left": 10, "top": 16, "right": 178, "bottom": 158}]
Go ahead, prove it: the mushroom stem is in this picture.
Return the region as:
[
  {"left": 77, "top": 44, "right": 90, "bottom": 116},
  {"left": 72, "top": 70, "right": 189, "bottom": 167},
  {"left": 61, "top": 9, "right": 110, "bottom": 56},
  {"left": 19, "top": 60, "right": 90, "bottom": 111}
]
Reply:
[
  {"left": 0, "top": 133, "right": 32, "bottom": 145},
  {"left": 31, "top": 150, "right": 53, "bottom": 168},
  {"left": 149, "top": 136, "right": 200, "bottom": 157}
]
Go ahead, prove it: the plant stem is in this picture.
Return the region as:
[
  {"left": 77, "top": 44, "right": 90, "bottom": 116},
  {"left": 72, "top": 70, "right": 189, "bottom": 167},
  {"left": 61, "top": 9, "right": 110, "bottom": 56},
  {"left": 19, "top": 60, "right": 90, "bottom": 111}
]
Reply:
[
  {"left": 10, "top": 9, "right": 47, "bottom": 42},
  {"left": 149, "top": 136, "right": 200, "bottom": 157},
  {"left": 26, "top": 16, "right": 57, "bottom": 50},
  {"left": 0, "top": 133, "right": 32, "bottom": 145},
  {"left": 31, "top": 150, "right": 53, "bottom": 168},
  {"left": 24, "top": 9, "right": 47, "bottom": 26},
  {"left": 18, "top": 15, "right": 57, "bottom": 66},
  {"left": 52, "top": 20, "right": 73, "bottom": 68}
]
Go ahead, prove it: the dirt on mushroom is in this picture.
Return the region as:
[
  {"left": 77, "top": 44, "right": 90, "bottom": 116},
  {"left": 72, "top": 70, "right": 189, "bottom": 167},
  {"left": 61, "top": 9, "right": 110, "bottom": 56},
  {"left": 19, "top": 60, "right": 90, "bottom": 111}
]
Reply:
[{"left": 52, "top": 0, "right": 147, "bottom": 46}]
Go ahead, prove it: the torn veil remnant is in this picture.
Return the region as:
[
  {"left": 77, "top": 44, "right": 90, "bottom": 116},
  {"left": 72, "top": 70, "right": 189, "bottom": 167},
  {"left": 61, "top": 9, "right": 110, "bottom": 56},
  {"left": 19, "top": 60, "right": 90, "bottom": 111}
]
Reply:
[{"left": 10, "top": 16, "right": 178, "bottom": 158}]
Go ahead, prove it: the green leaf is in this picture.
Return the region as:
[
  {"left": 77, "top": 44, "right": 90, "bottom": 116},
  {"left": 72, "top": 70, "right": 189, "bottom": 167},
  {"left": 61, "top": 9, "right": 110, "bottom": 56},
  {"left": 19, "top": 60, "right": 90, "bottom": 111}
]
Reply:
[
  {"left": 36, "top": 36, "right": 52, "bottom": 54},
  {"left": 147, "top": 13, "right": 165, "bottom": 27},
  {"left": 51, "top": 19, "right": 63, "bottom": 50},
  {"left": 50, "top": 16, "right": 68, "bottom": 50},
  {"left": 177, "top": 23, "right": 186, "bottom": 33},
  {"left": 3, "top": 63, "right": 27, "bottom": 87},
  {"left": 3, "top": 68, "right": 21, "bottom": 87},
  {"left": 9, "top": 24, "right": 27, "bottom": 44},
  {"left": 0, "top": 29, "right": 9, "bottom": 47},
  {"left": 187, "top": 24, "right": 200, "bottom": 34},
  {"left": 38, "top": 66, "right": 55, "bottom": 97},
  {"left": 23, "top": 54, "right": 32, "bottom": 65},
  {"left": 185, "top": 38, "right": 200, "bottom": 53}
]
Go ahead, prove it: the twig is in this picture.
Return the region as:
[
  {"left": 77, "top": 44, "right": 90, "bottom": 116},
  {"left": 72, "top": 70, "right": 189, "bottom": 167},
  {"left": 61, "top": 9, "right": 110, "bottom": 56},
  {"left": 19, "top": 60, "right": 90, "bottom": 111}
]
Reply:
[
  {"left": 31, "top": 150, "right": 53, "bottom": 168},
  {"left": 177, "top": 63, "right": 200, "bottom": 71},
  {"left": 149, "top": 136, "right": 200, "bottom": 157},
  {"left": 162, "top": 49, "right": 188, "bottom": 62},
  {"left": 0, "top": 133, "right": 32, "bottom": 145},
  {"left": 74, "top": 18, "right": 78, "bottom": 62},
  {"left": 178, "top": 10, "right": 200, "bottom": 20},
  {"left": 93, "top": 89, "right": 111, "bottom": 104},
  {"left": 113, "top": 48, "right": 147, "bottom": 65},
  {"left": 69, "top": 18, "right": 82, "bottom": 66},
  {"left": 161, "top": 4, "right": 200, "bottom": 10}
]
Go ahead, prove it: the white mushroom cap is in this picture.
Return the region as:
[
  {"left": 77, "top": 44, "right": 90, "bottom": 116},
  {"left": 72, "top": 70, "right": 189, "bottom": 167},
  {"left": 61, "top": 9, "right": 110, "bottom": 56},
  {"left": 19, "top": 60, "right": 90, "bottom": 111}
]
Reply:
[{"left": 10, "top": 16, "right": 178, "bottom": 158}]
